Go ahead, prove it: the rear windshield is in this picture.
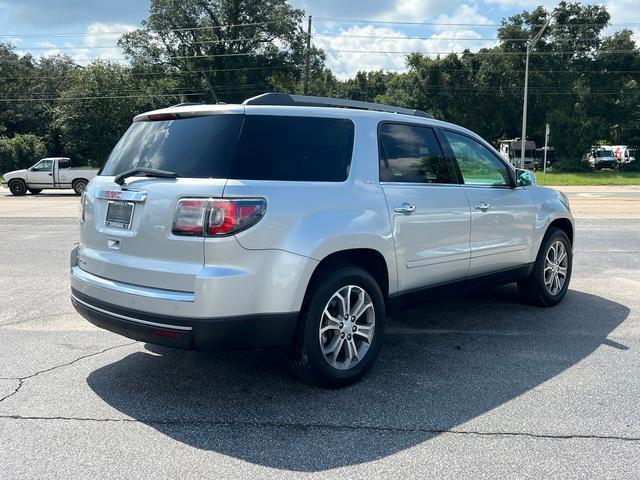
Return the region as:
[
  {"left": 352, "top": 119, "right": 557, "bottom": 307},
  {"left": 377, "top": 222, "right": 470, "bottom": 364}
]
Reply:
[
  {"left": 101, "top": 114, "right": 355, "bottom": 182},
  {"left": 101, "top": 115, "right": 243, "bottom": 178}
]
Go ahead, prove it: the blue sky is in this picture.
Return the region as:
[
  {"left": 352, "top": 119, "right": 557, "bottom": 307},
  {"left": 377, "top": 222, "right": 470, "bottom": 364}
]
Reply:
[{"left": 0, "top": 0, "right": 637, "bottom": 78}]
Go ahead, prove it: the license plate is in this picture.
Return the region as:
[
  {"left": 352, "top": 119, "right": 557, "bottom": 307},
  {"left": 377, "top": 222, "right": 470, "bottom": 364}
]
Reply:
[{"left": 105, "top": 201, "right": 135, "bottom": 229}]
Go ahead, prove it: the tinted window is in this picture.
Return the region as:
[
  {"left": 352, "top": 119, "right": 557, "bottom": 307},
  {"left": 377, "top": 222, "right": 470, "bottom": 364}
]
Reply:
[
  {"left": 233, "top": 115, "right": 354, "bottom": 182},
  {"left": 378, "top": 123, "right": 452, "bottom": 184},
  {"left": 101, "top": 115, "right": 244, "bottom": 178},
  {"left": 101, "top": 114, "right": 354, "bottom": 181},
  {"left": 443, "top": 131, "right": 511, "bottom": 187}
]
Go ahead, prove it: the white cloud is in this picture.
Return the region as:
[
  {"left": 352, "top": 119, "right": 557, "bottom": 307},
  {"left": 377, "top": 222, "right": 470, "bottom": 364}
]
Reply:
[
  {"left": 483, "top": 0, "right": 538, "bottom": 7},
  {"left": 433, "top": 4, "right": 495, "bottom": 31},
  {"left": 379, "top": 0, "right": 452, "bottom": 21},
  {"left": 34, "top": 40, "right": 61, "bottom": 57},
  {"left": 606, "top": 0, "right": 640, "bottom": 44},
  {"left": 70, "top": 22, "right": 134, "bottom": 64},
  {"left": 313, "top": 25, "right": 412, "bottom": 79},
  {"left": 312, "top": 4, "right": 498, "bottom": 78},
  {"left": 83, "top": 22, "right": 135, "bottom": 48},
  {"left": 12, "top": 21, "right": 135, "bottom": 64},
  {"left": 314, "top": 20, "right": 497, "bottom": 79}
]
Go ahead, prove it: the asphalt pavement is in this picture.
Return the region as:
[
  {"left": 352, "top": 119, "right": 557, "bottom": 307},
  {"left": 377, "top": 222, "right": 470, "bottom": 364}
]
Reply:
[{"left": 1, "top": 189, "right": 639, "bottom": 478}]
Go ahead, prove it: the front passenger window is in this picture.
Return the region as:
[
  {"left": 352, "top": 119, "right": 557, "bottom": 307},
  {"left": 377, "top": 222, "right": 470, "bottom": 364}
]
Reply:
[{"left": 443, "top": 131, "right": 511, "bottom": 187}]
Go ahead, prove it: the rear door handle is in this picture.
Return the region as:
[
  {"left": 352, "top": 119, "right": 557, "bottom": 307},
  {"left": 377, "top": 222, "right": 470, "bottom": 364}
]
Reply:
[
  {"left": 474, "top": 202, "right": 491, "bottom": 211},
  {"left": 394, "top": 203, "right": 416, "bottom": 215}
]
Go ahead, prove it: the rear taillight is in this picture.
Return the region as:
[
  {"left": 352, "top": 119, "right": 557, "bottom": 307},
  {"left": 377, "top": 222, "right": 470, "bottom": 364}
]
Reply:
[
  {"left": 172, "top": 198, "right": 266, "bottom": 237},
  {"left": 172, "top": 199, "right": 207, "bottom": 235}
]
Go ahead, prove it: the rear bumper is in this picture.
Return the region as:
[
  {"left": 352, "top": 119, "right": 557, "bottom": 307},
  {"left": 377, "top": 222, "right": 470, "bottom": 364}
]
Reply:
[{"left": 71, "top": 288, "right": 298, "bottom": 351}]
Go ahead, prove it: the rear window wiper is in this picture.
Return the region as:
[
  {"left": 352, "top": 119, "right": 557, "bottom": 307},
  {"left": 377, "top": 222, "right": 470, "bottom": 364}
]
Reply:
[{"left": 113, "top": 167, "right": 178, "bottom": 185}]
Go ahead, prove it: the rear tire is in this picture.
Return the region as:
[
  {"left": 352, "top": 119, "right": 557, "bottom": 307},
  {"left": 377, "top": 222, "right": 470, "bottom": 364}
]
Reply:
[
  {"left": 73, "top": 179, "right": 87, "bottom": 195},
  {"left": 8, "top": 179, "right": 27, "bottom": 196},
  {"left": 28, "top": 188, "right": 42, "bottom": 195},
  {"left": 518, "top": 227, "right": 572, "bottom": 307},
  {"left": 287, "top": 265, "right": 386, "bottom": 388}
]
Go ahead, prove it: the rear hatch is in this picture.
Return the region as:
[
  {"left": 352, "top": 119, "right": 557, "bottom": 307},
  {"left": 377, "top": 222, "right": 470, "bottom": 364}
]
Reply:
[{"left": 79, "top": 107, "right": 244, "bottom": 292}]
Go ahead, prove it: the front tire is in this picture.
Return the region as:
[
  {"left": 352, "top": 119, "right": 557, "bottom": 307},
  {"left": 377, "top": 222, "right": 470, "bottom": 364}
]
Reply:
[
  {"left": 8, "top": 179, "right": 27, "bottom": 196},
  {"left": 518, "top": 227, "right": 572, "bottom": 307},
  {"left": 287, "top": 266, "right": 386, "bottom": 388}
]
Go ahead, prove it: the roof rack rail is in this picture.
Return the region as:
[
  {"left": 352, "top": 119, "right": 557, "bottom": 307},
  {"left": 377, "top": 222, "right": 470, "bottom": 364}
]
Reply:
[{"left": 242, "top": 93, "right": 433, "bottom": 119}]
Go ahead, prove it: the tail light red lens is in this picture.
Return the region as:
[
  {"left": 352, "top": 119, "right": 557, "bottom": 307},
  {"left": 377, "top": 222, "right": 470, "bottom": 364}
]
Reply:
[{"left": 172, "top": 198, "right": 266, "bottom": 237}]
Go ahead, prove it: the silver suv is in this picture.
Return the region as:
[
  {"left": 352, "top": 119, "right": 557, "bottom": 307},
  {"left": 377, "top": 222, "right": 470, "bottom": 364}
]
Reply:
[{"left": 70, "top": 93, "right": 574, "bottom": 387}]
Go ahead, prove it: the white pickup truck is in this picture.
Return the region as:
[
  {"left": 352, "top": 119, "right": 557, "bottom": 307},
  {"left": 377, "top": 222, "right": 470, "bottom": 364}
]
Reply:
[{"left": 2, "top": 157, "right": 99, "bottom": 196}]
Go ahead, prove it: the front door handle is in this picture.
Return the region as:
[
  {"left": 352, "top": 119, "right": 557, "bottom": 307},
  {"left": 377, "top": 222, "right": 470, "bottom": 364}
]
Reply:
[
  {"left": 394, "top": 203, "right": 416, "bottom": 215},
  {"left": 474, "top": 202, "right": 491, "bottom": 211}
]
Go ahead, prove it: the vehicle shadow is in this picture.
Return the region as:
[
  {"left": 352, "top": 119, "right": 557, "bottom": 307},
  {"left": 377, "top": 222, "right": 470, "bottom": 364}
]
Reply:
[
  {"left": 1, "top": 191, "right": 78, "bottom": 198},
  {"left": 87, "top": 286, "right": 628, "bottom": 472}
]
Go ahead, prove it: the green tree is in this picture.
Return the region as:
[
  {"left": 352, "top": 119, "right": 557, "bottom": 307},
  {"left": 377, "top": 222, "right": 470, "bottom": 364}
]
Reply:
[
  {"left": 0, "top": 45, "right": 80, "bottom": 155},
  {"left": 54, "top": 60, "right": 177, "bottom": 166},
  {"left": 0, "top": 133, "right": 47, "bottom": 174},
  {"left": 119, "top": 0, "right": 325, "bottom": 103}
]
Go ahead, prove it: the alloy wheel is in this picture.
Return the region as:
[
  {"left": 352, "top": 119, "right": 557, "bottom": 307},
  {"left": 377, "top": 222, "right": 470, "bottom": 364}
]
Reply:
[
  {"left": 544, "top": 240, "right": 568, "bottom": 296},
  {"left": 318, "top": 285, "right": 375, "bottom": 370}
]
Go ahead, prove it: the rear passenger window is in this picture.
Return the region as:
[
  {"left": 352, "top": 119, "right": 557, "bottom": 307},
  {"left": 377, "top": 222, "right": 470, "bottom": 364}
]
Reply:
[
  {"left": 378, "top": 123, "right": 453, "bottom": 184},
  {"left": 233, "top": 115, "right": 354, "bottom": 182}
]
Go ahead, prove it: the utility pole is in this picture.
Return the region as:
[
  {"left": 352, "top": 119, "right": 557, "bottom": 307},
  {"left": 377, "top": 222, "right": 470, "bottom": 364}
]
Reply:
[
  {"left": 304, "top": 15, "right": 312, "bottom": 95},
  {"left": 543, "top": 123, "right": 550, "bottom": 177},
  {"left": 520, "top": 10, "right": 556, "bottom": 169}
]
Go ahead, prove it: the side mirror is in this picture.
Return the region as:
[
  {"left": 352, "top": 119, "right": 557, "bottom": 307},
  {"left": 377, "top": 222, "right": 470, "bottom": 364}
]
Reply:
[{"left": 516, "top": 169, "right": 536, "bottom": 187}]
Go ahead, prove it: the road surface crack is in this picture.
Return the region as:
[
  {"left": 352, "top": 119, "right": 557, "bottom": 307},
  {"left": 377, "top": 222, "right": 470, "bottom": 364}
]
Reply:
[
  {"left": 0, "top": 415, "right": 638, "bottom": 442},
  {"left": 0, "top": 342, "right": 136, "bottom": 404}
]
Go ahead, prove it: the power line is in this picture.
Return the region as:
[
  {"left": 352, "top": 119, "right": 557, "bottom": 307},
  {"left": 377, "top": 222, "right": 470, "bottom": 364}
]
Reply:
[
  {"left": 2, "top": 68, "right": 637, "bottom": 84},
  {"left": 0, "top": 65, "right": 291, "bottom": 81},
  {"left": 0, "top": 21, "right": 287, "bottom": 39},
  {"left": 11, "top": 32, "right": 614, "bottom": 52},
  {"left": 0, "top": 85, "right": 302, "bottom": 103},
  {"left": 3, "top": 16, "right": 637, "bottom": 41},
  {"left": 314, "top": 17, "right": 502, "bottom": 27},
  {"left": 313, "top": 16, "right": 640, "bottom": 28},
  {"left": 317, "top": 48, "right": 639, "bottom": 55},
  {"left": 314, "top": 33, "right": 507, "bottom": 41},
  {"left": 0, "top": 50, "right": 290, "bottom": 64},
  {"left": 312, "top": 33, "right": 612, "bottom": 42},
  {"left": 0, "top": 92, "right": 207, "bottom": 102}
]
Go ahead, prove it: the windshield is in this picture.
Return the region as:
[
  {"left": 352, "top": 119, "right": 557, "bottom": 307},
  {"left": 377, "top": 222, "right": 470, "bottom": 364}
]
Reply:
[
  {"left": 100, "top": 115, "right": 243, "bottom": 178},
  {"left": 597, "top": 150, "right": 614, "bottom": 158}
]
